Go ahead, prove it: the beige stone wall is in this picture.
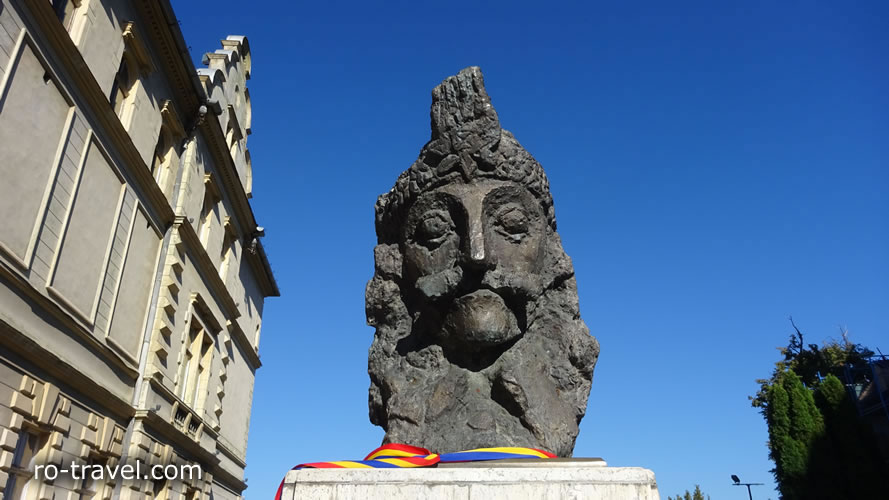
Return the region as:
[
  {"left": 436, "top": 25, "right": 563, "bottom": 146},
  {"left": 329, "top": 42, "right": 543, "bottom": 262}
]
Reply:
[
  {"left": 0, "top": 356, "right": 128, "bottom": 500},
  {"left": 0, "top": 0, "right": 276, "bottom": 498},
  {"left": 0, "top": 356, "right": 225, "bottom": 500}
]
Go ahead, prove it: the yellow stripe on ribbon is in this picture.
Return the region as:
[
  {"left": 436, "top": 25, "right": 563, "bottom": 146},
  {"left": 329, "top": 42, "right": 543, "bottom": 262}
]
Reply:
[
  {"left": 365, "top": 448, "right": 427, "bottom": 460},
  {"left": 377, "top": 455, "right": 440, "bottom": 468},
  {"left": 327, "top": 461, "right": 374, "bottom": 468},
  {"left": 454, "top": 447, "right": 554, "bottom": 458}
]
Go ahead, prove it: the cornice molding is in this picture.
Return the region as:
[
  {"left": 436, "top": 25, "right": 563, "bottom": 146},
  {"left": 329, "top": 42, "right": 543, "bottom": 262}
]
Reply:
[
  {"left": 216, "top": 438, "right": 247, "bottom": 469},
  {"left": 248, "top": 243, "right": 279, "bottom": 297},
  {"left": 191, "top": 292, "right": 223, "bottom": 333},
  {"left": 226, "top": 318, "right": 261, "bottom": 370},
  {"left": 0, "top": 313, "right": 136, "bottom": 420}
]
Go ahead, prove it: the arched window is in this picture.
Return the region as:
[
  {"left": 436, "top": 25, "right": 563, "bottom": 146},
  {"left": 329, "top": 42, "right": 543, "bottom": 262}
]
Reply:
[{"left": 109, "top": 53, "right": 136, "bottom": 116}]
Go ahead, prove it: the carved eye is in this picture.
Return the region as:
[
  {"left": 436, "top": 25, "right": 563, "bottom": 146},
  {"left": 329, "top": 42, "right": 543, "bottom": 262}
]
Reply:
[
  {"left": 494, "top": 207, "right": 529, "bottom": 241},
  {"left": 416, "top": 211, "right": 453, "bottom": 246}
]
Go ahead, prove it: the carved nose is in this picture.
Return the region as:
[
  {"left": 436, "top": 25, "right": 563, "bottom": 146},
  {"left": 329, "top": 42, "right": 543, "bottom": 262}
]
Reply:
[{"left": 467, "top": 220, "right": 486, "bottom": 266}]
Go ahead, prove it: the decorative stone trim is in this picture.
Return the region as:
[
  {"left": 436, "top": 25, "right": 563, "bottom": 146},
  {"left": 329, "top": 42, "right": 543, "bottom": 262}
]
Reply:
[
  {"left": 222, "top": 216, "right": 236, "bottom": 237},
  {"left": 149, "top": 232, "right": 189, "bottom": 380},
  {"left": 79, "top": 413, "right": 125, "bottom": 459},
  {"left": 169, "top": 401, "right": 205, "bottom": 445},
  {"left": 7, "top": 378, "right": 71, "bottom": 434},
  {"left": 118, "top": 430, "right": 177, "bottom": 499},
  {"left": 120, "top": 22, "right": 155, "bottom": 76},
  {"left": 203, "top": 172, "right": 223, "bottom": 203},
  {"left": 0, "top": 376, "right": 115, "bottom": 497},
  {"left": 160, "top": 99, "right": 187, "bottom": 141},
  {"left": 191, "top": 293, "right": 223, "bottom": 334}
]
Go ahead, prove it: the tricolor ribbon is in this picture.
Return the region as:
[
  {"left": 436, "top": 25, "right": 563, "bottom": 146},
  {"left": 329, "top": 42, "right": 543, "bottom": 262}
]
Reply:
[{"left": 274, "top": 444, "right": 555, "bottom": 499}]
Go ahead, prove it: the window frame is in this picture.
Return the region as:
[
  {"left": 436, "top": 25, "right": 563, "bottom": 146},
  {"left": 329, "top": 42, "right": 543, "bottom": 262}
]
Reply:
[
  {"left": 177, "top": 314, "right": 215, "bottom": 414},
  {"left": 3, "top": 429, "right": 50, "bottom": 499}
]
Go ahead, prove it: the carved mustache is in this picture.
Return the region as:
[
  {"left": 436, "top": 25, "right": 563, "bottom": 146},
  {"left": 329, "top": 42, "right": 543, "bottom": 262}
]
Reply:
[{"left": 414, "top": 266, "right": 544, "bottom": 302}]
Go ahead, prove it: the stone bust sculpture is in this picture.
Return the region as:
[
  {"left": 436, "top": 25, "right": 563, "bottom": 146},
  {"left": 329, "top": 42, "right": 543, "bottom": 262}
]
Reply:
[{"left": 366, "top": 67, "right": 599, "bottom": 456}]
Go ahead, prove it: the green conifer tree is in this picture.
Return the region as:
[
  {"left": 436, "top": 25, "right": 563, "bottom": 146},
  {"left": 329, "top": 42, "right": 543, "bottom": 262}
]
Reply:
[
  {"left": 813, "top": 374, "right": 884, "bottom": 497},
  {"left": 765, "top": 369, "right": 824, "bottom": 499},
  {"left": 754, "top": 325, "right": 888, "bottom": 498}
]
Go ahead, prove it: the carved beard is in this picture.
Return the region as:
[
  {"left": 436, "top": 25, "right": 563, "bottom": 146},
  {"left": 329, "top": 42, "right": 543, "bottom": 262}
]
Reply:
[
  {"left": 409, "top": 264, "right": 545, "bottom": 369},
  {"left": 366, "top": 233, "right": 598, "bottom": 457}
]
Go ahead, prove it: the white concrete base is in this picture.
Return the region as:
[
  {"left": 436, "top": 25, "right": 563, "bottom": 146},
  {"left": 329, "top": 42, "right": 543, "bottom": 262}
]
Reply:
[{"left": 280, "top": 459, "right": 660, "bottom": 499}]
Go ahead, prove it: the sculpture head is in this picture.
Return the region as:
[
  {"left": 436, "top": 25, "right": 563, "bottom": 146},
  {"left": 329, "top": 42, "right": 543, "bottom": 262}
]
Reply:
[
  {"left": 403, "top": 179, "right": 546, "bottom": 352},
  {"left": 367, "top": 67, "right": 599, "bottom": 456}
]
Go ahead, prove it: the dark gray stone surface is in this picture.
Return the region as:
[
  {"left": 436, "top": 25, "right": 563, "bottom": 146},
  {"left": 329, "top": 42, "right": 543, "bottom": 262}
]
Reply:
[{"left": 366, "top": 67, "right": 599, "bottom": 457}]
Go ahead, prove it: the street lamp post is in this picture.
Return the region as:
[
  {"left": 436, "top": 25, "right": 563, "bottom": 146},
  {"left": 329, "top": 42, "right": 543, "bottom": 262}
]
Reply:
[{"left": 731, "top": 475, "right": 764, "bottom": 500}]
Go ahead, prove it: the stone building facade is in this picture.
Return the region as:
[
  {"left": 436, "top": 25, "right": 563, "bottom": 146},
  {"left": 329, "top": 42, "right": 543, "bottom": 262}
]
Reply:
[{"left": 0, "top": 0, "right": 278, "bottom": 498}]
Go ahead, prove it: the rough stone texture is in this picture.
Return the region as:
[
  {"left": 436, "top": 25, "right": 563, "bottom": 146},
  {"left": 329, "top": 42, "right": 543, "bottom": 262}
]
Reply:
[
  {"left": 366, "top": 67, "right": 600, "bottom": 456},
  {"left": 281, "top": 462, "right": 660, "bottom": 500}
]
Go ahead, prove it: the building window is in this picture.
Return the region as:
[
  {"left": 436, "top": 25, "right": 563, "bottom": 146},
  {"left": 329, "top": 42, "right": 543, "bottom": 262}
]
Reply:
[
  {"left": 150, "top": 126, "right": 170, "bottom": 175},
  {"left": 4, "top": 430, "right": 49, "bottom": 499},
  {"left": 51, "top": 0, "right": 80, "bottom": 31},
  {"left": 244, "top": 150, "right": 253, "bottom": 198},
  {"left": 152, "top": 478, "right": 169, "bottom": 500},
  {"left": 198, "top": 189, "right": 217, "bottom": 247},
  {"left": 225, "top": 121, "right": 240, "bottom": 159},
  {"left": 109, "top": 22, "right": 154, "bottom": 125},
  {"left": 78, "top": 455, "right": 110, "bottom": 500},
  {"left": 151, "top": 125, "right": 177, "bottom": 193},
  {"left": 178, "top": 319, "right": 213, "bottom": 412},
  {"left": 184, "top": 486, "right": 201, "bottom": 500},
  {"left": 244, "top": 88, "right": 252, "bottom": 133},
  {"left": 108, "top": 53, "right": 137, "bottom": 117},
  {"left": 219, "top": 229, "right": 236, "bottom": 282}
]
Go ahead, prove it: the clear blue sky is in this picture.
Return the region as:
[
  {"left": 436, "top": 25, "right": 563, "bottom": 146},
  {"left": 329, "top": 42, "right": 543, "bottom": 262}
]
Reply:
[{"left": 172, "top": 1, "right": 888, "bottom": 498}]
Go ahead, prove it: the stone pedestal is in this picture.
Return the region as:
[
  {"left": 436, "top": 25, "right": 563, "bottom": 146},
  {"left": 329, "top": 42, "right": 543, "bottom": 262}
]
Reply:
[{"left": 279, "top": 458, "right": 660, "bottom": 499}]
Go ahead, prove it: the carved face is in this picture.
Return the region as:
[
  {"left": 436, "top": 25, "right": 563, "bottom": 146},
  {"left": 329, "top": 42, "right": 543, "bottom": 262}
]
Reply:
[{"left": 401, "top": 180, "right": 546, "bottom": 350}]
